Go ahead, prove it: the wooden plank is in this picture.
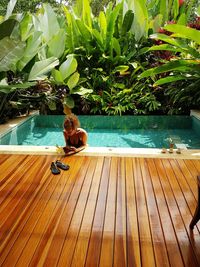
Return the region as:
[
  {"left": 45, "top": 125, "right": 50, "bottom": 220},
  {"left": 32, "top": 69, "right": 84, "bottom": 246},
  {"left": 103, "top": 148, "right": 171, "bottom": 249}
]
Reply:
[
  {"left": 0, "top": 154, "right": 11, "bottom": 165},
  {"left": 85, "top": 157, "right": 111, "bottom": 267},
  {"left": 99, "top": 157, "right": 118, "bottom": 267},
  {"left": 150, "top": 158, "right": 185, "bottom": 267},
  {"left": 70, "top": 157, "right": 104, "bottom": 267},
  {"left": 134, "top": 158, "right": 156, "bottom": 267},
  {"left": 125, "top": 158, "right": 141, "bottom": 267},
  {"left": 113, "top": 157, "right": 127, "bottom": 267},
  {"left": 141, "top": 158, "right": 170, "bottom": 267}
]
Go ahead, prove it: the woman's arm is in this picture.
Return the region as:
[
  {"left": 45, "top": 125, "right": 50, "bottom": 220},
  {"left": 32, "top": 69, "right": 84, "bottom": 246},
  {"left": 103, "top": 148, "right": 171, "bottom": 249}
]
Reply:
[{"left": 63, "top": 128, "right": 88, "bottom": 155}]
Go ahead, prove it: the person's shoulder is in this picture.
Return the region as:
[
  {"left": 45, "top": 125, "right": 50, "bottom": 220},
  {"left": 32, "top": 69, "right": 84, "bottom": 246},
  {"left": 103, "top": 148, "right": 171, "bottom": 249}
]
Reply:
[{"left": 77, "top": 128, "right": 87, "bottom": 135}]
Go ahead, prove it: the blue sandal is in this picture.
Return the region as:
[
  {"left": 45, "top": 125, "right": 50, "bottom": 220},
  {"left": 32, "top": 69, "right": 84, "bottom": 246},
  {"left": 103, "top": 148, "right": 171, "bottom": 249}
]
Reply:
[
  {"left": 50, "top": 162, "right": 60, "bottom": 175},
  {"left": 55, "top": 160, "right": 70, "bottom": 170}
]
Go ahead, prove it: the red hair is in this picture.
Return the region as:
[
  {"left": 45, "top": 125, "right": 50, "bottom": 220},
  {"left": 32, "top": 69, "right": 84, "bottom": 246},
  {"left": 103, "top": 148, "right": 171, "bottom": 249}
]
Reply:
[{"left": 63, "top": 114, "right": 80, "bottom": 130}]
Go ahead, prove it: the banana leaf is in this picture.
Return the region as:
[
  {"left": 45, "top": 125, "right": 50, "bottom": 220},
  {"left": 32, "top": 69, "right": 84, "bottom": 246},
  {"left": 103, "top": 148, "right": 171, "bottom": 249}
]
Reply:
[
  {"left": 0, "top": 81, "right": 36, "bottom": 94},
  {"left": 18, "top": 31, "right": 42, "bottom": 71},
  {"left": 0, "top": 37, "right": 25, "bottom": 72},
  {"left": 20, "top": 13, "right": 33, "bottom": 41},
  {"left": 126, "top": 0, "right": 148, "bottom": 41},
  {"left": 28, "top": 57, "right": 59, "bottom": 81},
  {"left": 59, "top": 55, "right": 77, "bottom": 81},
  {"left": 38, "top": 4, "right": 60, "bottom": 42},
  {"left": 0, "top": 18, "right": 17, "bottom": 40},
  {"left": 47, "top": 29, "right": 66, "bottom": 58},
  {"left": 5, "top": 0, "right": 17, "bottom": 19}
]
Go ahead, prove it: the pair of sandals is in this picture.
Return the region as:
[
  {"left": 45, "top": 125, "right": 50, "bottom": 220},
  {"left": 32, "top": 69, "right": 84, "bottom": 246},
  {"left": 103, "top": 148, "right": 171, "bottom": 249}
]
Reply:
[{"left": 50, "top": 160, "right": 70, "bottom": 175}]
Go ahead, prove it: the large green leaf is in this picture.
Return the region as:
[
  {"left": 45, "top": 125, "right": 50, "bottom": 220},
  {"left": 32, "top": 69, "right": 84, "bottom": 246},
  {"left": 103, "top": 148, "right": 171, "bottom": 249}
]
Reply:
[
  {"left": 150, "top": 34, "right": 200, "bottom": 58},
  {"left": 63, "top": 7, "right": 75, "bottom": 52},
  {"left": 147, "top": 44, "right": 183, "bottom": 53},
  {"left": 125, "top": 0, "right": 148, "bottom": 40},
  {"left": 99, "top": 11, "right": 107, "bottom": 40},
  {"left": 63, "top": 95, "right": 74, "bottom": 108},
  {"left": 17, "top": 31, "right": 42, "bottom": 71},
  {"left": 106, "top": 3, "right": 122, "bottom": 52},
  {"left": 71, "top": 86, "right": 93, "bottom": 95},
  {"left": 0, "top": 19, "right": 17, "bottom": 40},
  {"left": 47, "top": 29, "right": 66, "bottom": 58},
  {"left": 59, "top": 55, "right": 77, "bottom": 81},
  {"left": 164, "top": 24, "right": 200, "bottom": 45},
  {"left": 28, "top": 57, "right": 59, "bottom": 81},
  {"left": 38, "top": 3, "right": 60, "bottom": 42},
  {"left": 20, "top": 13, "right": 33, "bottom": 41},
  {"left": 0, "top": 81, "right": 36, "bottom": 94},
  {"left": 76, "top": 19, "right": 92, "bottom": 41},
  {"left": 150, "top": 33, "right": 184, "bottom": 48},
  {"left": 159, "top": 0, "right": 168, "bottom": 23},
  {"left": 140, "top": 60, "right": 200, "bottom": 79},
  {"left": 153, "top": 75, "right": 187, "bottom": 86},
  {"left": 51, "top": 69, "right": 64, "bottom": 84},
  {"left": 67, "top": 72, "right": 80, "bottom": 91},
  {"left": 92, "top": 29, "right": 104, "bottom": 50},
  {"left": 5, "top": 0, "right": 17, "bottom": 19},
  {"left": 82, "top": 0, "right": 92, "bottom": 29},
  {"left": 121, "top": 10, "right": 134, "bottom": 36},
  {"left": 112, "top": 38, "right": 121, "bottom": 56},
  {"left": 0, "top": 37, "right": 25, "bottom": 72}
]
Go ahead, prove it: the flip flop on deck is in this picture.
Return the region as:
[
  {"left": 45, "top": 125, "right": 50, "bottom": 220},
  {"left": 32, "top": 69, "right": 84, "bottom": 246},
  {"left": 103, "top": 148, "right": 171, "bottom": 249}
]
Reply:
[
  {"left": 50, "top": 162, "right": 61, "bottom": 175},
  {"left": 55, "top": 160, "right": 70, "bottom": 170}
]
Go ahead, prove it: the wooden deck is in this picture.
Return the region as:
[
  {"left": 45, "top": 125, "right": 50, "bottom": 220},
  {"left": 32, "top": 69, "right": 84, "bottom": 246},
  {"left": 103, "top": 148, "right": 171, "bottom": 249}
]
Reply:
[{"left": 0, "top": 154, "right": 200, "bottom": 267}]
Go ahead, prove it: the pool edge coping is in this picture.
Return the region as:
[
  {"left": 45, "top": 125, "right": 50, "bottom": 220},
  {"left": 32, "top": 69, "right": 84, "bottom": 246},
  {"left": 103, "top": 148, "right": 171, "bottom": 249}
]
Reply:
[{"left": 0, "top": 145, "right": 199, "bottom": 159}]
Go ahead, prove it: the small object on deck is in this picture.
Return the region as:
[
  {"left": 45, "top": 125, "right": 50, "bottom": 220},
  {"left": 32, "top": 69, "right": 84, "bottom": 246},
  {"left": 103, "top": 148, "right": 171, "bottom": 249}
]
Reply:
[
  {"left": 55, "top": 160, "right": 70, "bottom": 170},
  {"left": 56, "top": 145, "right": 65, "bottom": 154},
  {"left": 189, "top": 175, "right": 200, "bottom": 230},
  {"left": 161, "top": 148, "right": 167, "bottom": 153},
  {"left": 176, "top": 148, "right": 181, "bottom": 154},
  {"left": 50, "top": 162, "right": 60, "bottom": 175},
  {"left": 169, "top": 139, "right": 174, "bottom": 153}
]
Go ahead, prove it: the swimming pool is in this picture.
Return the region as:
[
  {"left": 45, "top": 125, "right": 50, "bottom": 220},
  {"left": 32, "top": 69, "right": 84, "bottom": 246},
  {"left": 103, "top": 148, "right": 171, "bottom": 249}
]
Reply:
[{"left": 1, "top": 115, "right": 200, "bottom": 149}]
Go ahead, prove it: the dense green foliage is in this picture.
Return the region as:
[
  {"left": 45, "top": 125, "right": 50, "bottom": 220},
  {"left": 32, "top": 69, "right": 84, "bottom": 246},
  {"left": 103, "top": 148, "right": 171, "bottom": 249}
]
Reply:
[{"left": 0, "top": 0, "right": 200, "bottom": 122}]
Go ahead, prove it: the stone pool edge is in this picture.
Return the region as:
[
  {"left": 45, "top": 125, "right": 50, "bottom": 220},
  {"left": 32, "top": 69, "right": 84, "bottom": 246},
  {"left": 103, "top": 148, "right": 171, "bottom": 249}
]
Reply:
[{"left": 0, "top": 145, "right": 199, "bottom": 159}]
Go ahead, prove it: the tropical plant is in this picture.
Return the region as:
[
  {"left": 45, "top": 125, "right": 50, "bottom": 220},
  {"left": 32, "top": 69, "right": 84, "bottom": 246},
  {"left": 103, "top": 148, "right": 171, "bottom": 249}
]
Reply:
[{"left": 139, "top": 19, "right": 200, "bottom": 114}]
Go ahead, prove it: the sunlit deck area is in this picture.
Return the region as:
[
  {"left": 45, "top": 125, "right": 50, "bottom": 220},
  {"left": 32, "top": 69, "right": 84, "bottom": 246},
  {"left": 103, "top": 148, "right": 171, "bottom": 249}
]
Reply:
[{"left": 0, "top": 154, "right": 200, "bottom": 267}]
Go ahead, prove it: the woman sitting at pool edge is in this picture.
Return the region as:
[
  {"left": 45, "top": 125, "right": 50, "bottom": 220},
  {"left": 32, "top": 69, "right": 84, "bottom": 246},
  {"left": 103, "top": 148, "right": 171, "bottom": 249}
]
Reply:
[{"left": 63, "top": 113, "right": 88, "bottom": 155}]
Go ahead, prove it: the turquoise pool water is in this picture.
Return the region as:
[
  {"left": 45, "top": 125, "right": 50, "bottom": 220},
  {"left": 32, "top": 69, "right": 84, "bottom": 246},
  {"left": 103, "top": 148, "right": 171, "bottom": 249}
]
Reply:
[{"left": 1, "top": 115, "right": 200, "bottom": 149}]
